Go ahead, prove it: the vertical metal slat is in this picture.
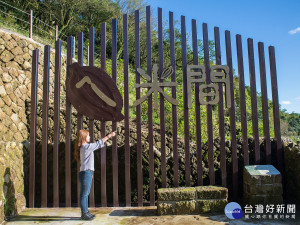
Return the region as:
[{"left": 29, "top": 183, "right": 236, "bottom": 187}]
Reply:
[
  {"left": 181, "top": 15, "right": 191, "bottom": 187},
  {"left": 41, "top": 45, "right": 50, "bottom": 207},
  {"left": 53, "top": 40, "right": 61, "bottom": 207},
  {"left": 112, "top": 18, "right": 119, "bottom": 207},
  {"left": 203, "top": 23, "right": 215, "bottom": 185},
  {"left": 236, "top": 35, "right": 249, "bottom": 165},
  {"left": 146, "top": 6, "right": 155, "bottom": 205},
  {"left": 225, "top": 31, "right": 238, "bottom": 200},
  {"left": 258, "top": 42, "right": 271, "bottom": 164},
  {"left": 88, "top": 27, "right": 95, "bottom": 207},
  {"left": 65, "top": 36, "right": 73, "bottom": 207},
  {"left": 158, "top": 7, "right": 167, "bottom": 188},
  {"left": 29, "top": 49, "right": 39, "bottom": 208},
  {"left": 247, "top": 39, "right": 260, "bottom": 164},
  {"left": 214, "top": 27, "right": 226, "bottom": 187},
  {"left": 268, "top": 46, "right": 283, "bottom": 171},
  {"left": 77, "top": 32, "right": 84, "bottom": 207},
  {"left": 123, "top": 14, "right": 131, "bottom": 207},
  {"left": 192, "top": 19, "right": 203, "bottom": 186},
  {"left": 101, "top": 23, "right": 107, "bottom": 207},
  {"left": 169, "top": 11, "right": 179, "bottom": 188},
  {"left": 135, "top": 9, "right": 143, "bottom": 206}
]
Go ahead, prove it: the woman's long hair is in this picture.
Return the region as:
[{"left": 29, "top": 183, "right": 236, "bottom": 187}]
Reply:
[{"left": 74, "top": 129, "right": 89, "bottom": 162}]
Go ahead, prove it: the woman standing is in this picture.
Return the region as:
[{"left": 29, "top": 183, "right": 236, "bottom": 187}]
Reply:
[{"left": 74, "top": 129, "right": 116, "bottom": 220}]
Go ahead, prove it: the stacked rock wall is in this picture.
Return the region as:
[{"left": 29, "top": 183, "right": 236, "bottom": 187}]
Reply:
[
  {"left": 0, "top": 142, "right": 26, "bottom": 221},
  {"left": 0, "top": 29, "right": 67, "bottom": 222},
  {"left": 283, "top": 139, "right": 300, "bottom": 204},
  {"left": 0, "top": 67, "right": 31, "bottom": 143},
  {"left": 0, "top": 30, "right": 68, "bottom": 143}
]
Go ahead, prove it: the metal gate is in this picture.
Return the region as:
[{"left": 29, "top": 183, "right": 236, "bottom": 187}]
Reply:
[{"left": 28, "top": 6, "right": 283, "bottom": 207}]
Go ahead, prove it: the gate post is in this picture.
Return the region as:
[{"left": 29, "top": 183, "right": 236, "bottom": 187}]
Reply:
[
  {"left": 29, "top": 49, "right": 39, "bottom": 207},
  {"left": 55, "top": 25, "right": 58, "bottom": 40},
  {"left": 29, "top": 10, "right": 33, "bottom": 38}
]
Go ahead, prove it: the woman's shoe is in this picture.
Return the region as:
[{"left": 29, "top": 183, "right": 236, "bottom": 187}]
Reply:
[
  {"left": 81, "top": 212, "right": 94, "bottom": 220},
  {"left": 87, "top": 211, "right": 96, "bottom": 218}
]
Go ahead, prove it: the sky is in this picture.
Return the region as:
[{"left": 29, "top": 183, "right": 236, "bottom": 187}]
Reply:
[{"left": 147, "top": 0, "right": 300, "bottom": 113}]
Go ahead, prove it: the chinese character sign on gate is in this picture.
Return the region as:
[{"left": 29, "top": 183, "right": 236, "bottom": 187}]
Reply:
[
  {"left": 133, "top": 64, "right": 178, "bottom": 109},
  {"left": 187, "top": 64, "right": 231, "bottom": 108},
  {"left": 133, "top": 64, "right": 231, "bottom": 109}
]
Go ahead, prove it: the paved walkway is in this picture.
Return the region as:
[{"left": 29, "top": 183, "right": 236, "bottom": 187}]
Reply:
[{"left": 3, "top": 207, "right": 300, "bottom": 225}]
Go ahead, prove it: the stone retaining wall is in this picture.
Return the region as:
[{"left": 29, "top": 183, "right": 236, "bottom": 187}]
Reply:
[
  {"left": 283, "top": 139, "right": 300, "bottom": 203},
  {"left": 0, "top": 29, "right": 67, "bottom": 222},
  {"left": 0, "top": 29, "right": 67, "bottom": 143},
  {"left": 0, "top": 142, "right": 26, "bottom": 221}
]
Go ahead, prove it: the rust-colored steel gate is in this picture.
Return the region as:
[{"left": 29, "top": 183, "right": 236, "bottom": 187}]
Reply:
[{"left": 28, "top": 6, "right": 283, "bottom": 207}]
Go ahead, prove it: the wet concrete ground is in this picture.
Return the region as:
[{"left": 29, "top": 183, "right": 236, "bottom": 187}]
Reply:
[{"left": 3, "top": 207, "right": 300, "bottom": 225}]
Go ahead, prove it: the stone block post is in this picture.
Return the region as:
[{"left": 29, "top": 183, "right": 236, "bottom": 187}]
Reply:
[{"left": 243, "top": 165, "right": 283, "bottom": 205}]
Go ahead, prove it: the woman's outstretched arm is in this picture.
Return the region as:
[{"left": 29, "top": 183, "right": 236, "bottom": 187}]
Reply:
[
  {"left": 101, "top": 130, "right": 117, "bottom": 143},
  {"left": 83, "top": 131, "right": 117, "bottom": 152}
]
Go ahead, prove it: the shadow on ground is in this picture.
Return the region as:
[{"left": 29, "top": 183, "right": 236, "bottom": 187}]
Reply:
[
  {"left": 109, "top": 208, "right": 157, "bottom": 217},
  {"left": 9, "top": 215, "right": 81, "bottom": 222}
]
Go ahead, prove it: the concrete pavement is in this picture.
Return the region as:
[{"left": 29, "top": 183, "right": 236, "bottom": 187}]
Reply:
[{"left": 3, "top": 207, "right": 300, "bottom": 225}]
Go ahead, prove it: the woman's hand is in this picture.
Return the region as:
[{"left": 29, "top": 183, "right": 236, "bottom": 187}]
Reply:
[
  {"left": 102, "top": 131, "right": 117, "bottom": 143},
  {"left": 109, "top": 130, "right": 117, "bottom": 138}
]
